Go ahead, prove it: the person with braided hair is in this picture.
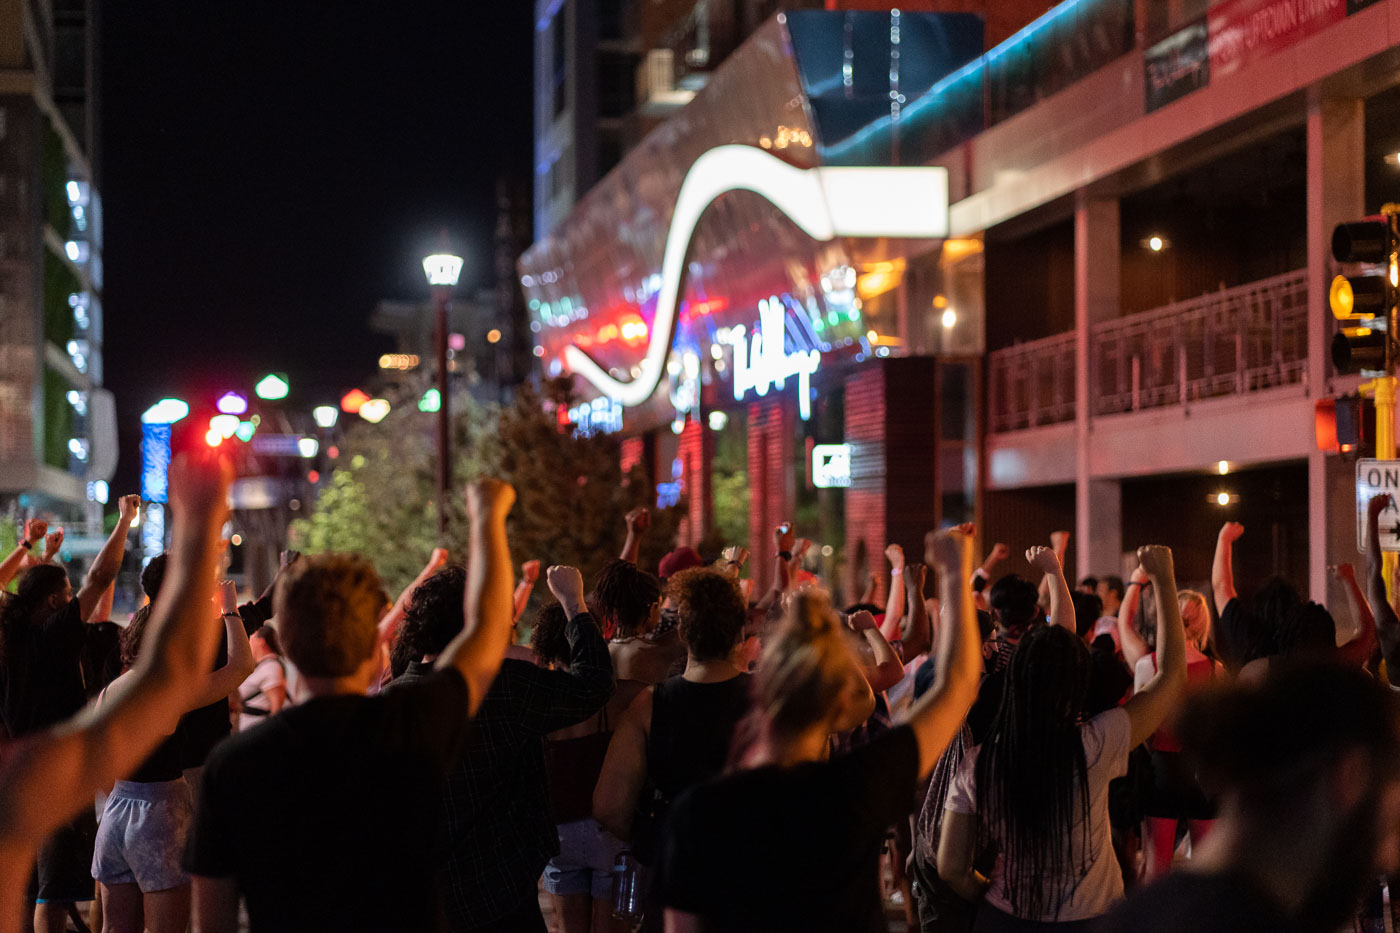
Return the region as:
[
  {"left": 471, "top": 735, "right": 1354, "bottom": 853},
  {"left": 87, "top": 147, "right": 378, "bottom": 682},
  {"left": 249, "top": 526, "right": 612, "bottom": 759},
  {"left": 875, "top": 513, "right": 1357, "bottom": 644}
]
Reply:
[
  {"left": 936, "top": 545, "right": 1188, "bottom": 931},
  {"left": 655, "top": 529, "right": 983, "bottom": 933}
]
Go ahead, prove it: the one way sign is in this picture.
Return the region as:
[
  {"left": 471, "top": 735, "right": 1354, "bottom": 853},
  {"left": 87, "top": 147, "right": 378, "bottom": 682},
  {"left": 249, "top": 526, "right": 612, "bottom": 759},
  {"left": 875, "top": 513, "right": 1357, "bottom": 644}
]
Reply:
[{"left": 1356, "top": 459, "right": 1400, "bottom": 552}]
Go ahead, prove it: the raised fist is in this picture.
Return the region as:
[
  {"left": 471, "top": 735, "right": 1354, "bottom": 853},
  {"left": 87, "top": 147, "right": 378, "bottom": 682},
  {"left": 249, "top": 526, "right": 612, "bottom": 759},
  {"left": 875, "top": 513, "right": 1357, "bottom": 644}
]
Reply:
[
  {"left": 521, "top": 559, "right": 541, "bottom": 583},
  {"left": 774, "top": 522, "right": 796, "bottom": 553},
  {"left": 625, "top": 507, "right": 651, "bottom": 534},
  {"left": 847, "top": 609, "right": 877, "bottom": 632},
  {"left": 1218, "top": 521, "right": 1244, "bottom": 544},
  {"left": 928, "top": 528, "right": 972, "bottom": 575},
  {"left": 1050, "top": 531, "right": 1070, "bottom": 552},
  {"left": 23, "top": 518, "right": 47, "bottom": 545},
  {"left": 990, "top": 542, "right": 1010, "bottom": 562},
  {"left": 1137, "top": 544, "right": 1175, "bottom": 581},
  {"left": 1026, "top": 545, "right": 1061, "bottom": 576},
  {"left": 465, "top": 478, "right": 515, "bottom": 520},
  {"left": 117, "top": 494, "right": 142, "bottom": 525},
  {"left": 546, "top": 565, "right": 586, "bottom": 608},
  {"left": 43, "top": 528, "right": 64, "bottom": 560},
  {"left": 167, "top": 453, "right": 231, "bottom": 525},
  {"left": 884, "top": 543, "right": 905, "bottom": 571}
]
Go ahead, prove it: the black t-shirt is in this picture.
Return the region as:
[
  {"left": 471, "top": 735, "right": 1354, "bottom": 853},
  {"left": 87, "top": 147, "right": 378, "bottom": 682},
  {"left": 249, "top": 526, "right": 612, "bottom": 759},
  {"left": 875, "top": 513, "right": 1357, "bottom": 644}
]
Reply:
[
  {"left": 1095, "top": 870, "right": 1299, "bottom": 933},
  {"left": 0, "top": 597, "right": 88, "bottom": 737},
  {"left": 185, "top": 666, "right": 473, "bottom": 932},
  {"left": 656, "top": 725, "right": 919, "bottom": 932}
]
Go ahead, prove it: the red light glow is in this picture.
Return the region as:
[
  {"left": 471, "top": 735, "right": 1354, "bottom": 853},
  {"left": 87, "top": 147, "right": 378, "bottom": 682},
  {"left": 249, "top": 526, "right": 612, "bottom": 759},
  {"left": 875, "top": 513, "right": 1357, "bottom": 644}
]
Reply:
[{"left": 341, "top": 389, "right": 370, "bottom": 414}]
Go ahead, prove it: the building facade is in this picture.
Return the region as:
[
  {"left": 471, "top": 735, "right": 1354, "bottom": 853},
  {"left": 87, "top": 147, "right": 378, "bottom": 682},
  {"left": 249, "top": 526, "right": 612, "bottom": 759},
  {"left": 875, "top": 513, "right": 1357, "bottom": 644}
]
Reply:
[
  {"left": 525, "top": 0, "right": 1399, "bottom": 610},
  {"left": 0, "top": 0, "right": 114, "bottom": 541}
]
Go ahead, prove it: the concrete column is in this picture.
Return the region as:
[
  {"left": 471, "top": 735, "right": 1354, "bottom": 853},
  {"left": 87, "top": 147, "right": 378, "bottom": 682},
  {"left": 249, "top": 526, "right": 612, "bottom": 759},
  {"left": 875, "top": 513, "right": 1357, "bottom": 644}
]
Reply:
[
  {"left": 1306, "top": 90, "right": 1364, "bottom": 603},
  {"left": 1074, "top": 192, "right": 1123, "bottom": 580}
]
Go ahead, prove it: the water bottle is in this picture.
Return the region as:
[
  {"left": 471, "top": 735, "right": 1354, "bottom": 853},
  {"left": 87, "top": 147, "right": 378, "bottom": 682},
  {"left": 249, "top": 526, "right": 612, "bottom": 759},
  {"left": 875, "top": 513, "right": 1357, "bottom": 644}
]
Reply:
[{"left": 612, "top": 851, "right": 643, "bottom": 923}]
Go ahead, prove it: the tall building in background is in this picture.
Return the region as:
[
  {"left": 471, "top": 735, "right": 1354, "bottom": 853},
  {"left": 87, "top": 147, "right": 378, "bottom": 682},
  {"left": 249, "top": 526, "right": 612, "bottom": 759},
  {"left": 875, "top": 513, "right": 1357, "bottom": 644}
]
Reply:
[
  {"left": 526, "top": 0, "right": 1400, "bottom": 612},
  {"left": 0, "top": 0, "right": 114, "bottom": 539},
  {"left": 532, "top": 0, "right": 1048, "bottom": 240}
]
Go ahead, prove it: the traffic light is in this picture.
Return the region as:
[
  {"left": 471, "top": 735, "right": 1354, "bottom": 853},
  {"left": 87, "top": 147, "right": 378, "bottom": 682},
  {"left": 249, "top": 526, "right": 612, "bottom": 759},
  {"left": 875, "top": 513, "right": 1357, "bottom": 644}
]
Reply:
[{"left": 1330, "top": 215, "right": 1399, "bottom": 375}]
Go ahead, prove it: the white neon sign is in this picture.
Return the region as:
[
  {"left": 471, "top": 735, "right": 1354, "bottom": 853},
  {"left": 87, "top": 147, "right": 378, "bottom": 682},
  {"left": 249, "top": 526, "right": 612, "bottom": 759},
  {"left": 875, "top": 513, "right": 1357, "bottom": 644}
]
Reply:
[
  {"left": 812, "top": 444, "right": 852, "bottom": 488},
  {"left": 559, "top": 144, "right": 948, "bottom": 406},
  {"left": 723, "top": 296, "right": 821, "bottom": 420}
]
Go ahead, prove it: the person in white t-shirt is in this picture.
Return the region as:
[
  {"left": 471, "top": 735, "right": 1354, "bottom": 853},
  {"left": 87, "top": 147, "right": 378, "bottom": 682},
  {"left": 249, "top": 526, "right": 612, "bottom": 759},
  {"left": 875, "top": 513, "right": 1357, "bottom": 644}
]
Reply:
[
  {"left": 235, "top": 625, "right": 287, "bottom": 732},
  {"left": 937, "top": 545, "right": 1188, "bottom": 929}
]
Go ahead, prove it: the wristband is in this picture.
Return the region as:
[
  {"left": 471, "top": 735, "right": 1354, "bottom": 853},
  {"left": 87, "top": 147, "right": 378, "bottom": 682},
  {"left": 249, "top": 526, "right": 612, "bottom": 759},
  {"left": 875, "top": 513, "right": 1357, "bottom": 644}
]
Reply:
[
  {"left": 777, "top": 550, "right": 793, "bottom": 561},
  {"left": 1126, "top": 581, "right": 1142, "bottom": 588},
  {"left": 20, "top": 539, "right": 33, "bottom": 550}
]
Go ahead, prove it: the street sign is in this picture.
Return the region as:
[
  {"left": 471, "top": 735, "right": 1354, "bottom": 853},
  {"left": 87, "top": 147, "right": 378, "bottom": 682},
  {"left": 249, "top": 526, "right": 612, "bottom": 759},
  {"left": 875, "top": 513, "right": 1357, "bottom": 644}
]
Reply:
[
  {"left": 250, "top": 434, "right": 303, "bottom": 457},
  {"left": 1355, "top": 459, "right": 1400, "bottom": 551}
]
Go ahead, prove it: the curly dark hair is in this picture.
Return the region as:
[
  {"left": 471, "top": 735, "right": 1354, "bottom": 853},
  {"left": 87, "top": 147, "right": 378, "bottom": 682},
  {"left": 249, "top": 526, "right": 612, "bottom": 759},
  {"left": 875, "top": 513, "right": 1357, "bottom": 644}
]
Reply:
[
  {"left": 141, "top": 553, "right": 168, "bottom": 599},
  {"left": 530, "top": 602, "right": 571, "bottom": 667},
  {"left": 389, "top": 566, "right": 466, "bottom": 677},
  {"left": 669, "top": 567, "right": 745, "bottom": 662},
  {"left": 591, "top": 558, "right": 660, "bottom": 638}
]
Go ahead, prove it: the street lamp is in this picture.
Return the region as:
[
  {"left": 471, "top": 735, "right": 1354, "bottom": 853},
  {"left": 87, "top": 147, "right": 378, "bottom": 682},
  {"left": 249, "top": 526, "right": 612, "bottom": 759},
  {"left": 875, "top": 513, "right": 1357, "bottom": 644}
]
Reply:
[{"left": 422, "top": 248, "right": 463, "bottom": 539}]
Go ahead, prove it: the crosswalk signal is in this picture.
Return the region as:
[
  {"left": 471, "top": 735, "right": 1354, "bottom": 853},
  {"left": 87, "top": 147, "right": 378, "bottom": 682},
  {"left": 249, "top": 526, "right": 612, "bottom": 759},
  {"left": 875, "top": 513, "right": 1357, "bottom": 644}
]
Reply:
[{"left": 1330, "top": 215, "right": 1399, "bottom": 375}]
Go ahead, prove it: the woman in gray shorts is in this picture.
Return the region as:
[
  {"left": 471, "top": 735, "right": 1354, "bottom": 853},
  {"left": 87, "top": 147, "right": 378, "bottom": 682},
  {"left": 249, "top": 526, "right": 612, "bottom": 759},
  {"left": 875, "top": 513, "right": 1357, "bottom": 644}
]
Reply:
[{"left": 92, "top": 583, "right": 253, "bottom": 932}]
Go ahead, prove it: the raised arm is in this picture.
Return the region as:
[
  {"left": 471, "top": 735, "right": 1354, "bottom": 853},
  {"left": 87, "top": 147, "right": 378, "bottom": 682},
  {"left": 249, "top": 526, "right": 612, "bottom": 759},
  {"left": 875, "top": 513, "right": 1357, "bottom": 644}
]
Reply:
[
  {"left": 516, "top": 566, "right": 615, "bottom": 733},
  {"left": 880, "top": 544, "right": 905, "bottom": 642},
  {"left": 1121, "top": 545, "right": 1188, "bottom": 748},
  {"left": 512, "top": 559, "right": 541, "bottom": 622},
  {"left": 87, "top": 581, "right": 116, "bottom": 624},
  {"left": 850, "top": 610, "right": 904, "bottom": 692},
  {"left": 1116, "top": 565, "right": 1151, "bottom": 668},
  {"left": 593, "top": 686, "right": 653, "bottom": 840},
  {"left": 755, "top": 522, "right": 795, "bottom": 613},
  {"left": 77, "top": 495, "right": 141, "bottom": 620},
  {"left": 1027, "top": 545, "right": 1073, "bottom": 632},
  {"left": 905, "top": 529, "right": 982, "bottom": 777},
  {"left": 434, "top": 480, "right": 516, "bottom": 715},
  {"left": 379, "top": 547, "right": 450, "bottom": 646},
  {"left": 1331, "top": 563, "right": 1378, "bottom": 668},
  {"left": 0, "top": 454, "right": 227, "bottom": 894},
  {"left": 899, "top": 562, "right": 932, "bottom": 660},
  {"left": 0, "top": 519, "right": 47, "bottom": 589},
  {"left": 1212, "top": 521, "right": 1242, "bottom": 612},
  {"left": 620, "top": 507, "right": 649, "bottom": 564},
  {"left": 188, "top": 581, "right": 256, "bottom": 709},
  {"left": 1366, "top": 495, "right": 1400, "bottom": 686}
]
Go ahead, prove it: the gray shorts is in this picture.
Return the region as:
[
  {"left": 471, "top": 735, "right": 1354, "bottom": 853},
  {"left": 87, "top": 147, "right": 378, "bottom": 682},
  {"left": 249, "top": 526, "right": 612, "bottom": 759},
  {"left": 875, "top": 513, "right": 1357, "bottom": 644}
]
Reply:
[
  {"left": 92, "top": 779, "right": 192, "bottom": 892},
  {"left": 542, "top": 818, "right": 627, "bottom": 900}
]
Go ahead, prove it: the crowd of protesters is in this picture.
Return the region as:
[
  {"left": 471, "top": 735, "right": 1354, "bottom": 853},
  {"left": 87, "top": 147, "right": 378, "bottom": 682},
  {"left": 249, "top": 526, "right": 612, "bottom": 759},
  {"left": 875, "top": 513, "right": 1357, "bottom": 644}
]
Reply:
[{"left": 2, "top": 449, "right": 1400, "bottom": 933}]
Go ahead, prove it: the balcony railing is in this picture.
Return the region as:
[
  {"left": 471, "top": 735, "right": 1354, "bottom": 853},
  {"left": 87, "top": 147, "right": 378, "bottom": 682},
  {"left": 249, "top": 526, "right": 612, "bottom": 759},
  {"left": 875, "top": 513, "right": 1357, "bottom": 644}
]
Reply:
[
  {"left": 988, "top": 269, "right": 1310, "bottom": 433},
  {"left": 988, "top": 332, "right": 1077, "bottom": 432}
]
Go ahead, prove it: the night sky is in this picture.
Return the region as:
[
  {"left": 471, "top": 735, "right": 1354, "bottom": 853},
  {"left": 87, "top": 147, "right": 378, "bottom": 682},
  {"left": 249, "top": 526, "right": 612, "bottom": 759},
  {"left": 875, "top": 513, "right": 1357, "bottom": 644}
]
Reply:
[{"left": 98, "top": 3, "right": 534, "bottom": 494}]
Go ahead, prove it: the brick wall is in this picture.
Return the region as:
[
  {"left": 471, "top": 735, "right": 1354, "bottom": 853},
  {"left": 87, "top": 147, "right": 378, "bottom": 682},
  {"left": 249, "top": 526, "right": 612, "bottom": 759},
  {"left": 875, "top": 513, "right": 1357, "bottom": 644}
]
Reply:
[
  {"left": 844, "top": 358, "right": 940, "bottom": 603},
  {"left": 678, "top": 418, "right": 707, "bottom": 547},
  {"left": 746, "top": 399, "right": 795, "bottom": 593}
]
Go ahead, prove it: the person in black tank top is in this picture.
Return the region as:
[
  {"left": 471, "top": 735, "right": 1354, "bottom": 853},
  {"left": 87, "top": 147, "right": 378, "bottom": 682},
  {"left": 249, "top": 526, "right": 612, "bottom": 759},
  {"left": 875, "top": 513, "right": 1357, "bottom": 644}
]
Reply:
[
  {"left": 91, "top": 583, "right": 255, "bottom": 933},
  {"left": 593, "top": 567, "right": 754, "bottom": 930}
]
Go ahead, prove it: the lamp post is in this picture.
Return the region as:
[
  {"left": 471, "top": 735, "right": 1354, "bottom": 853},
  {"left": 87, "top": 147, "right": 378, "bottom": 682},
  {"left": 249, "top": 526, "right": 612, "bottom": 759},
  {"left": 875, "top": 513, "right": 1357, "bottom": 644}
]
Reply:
[{"left": 422, "top": 249, "right": 464, "bottom": 539}]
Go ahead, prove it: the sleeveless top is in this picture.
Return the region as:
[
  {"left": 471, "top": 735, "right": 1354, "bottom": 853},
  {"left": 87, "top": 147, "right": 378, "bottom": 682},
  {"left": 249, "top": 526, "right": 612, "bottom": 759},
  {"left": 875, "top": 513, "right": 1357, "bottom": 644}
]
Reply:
[
  {"left": 633, "top": 673, "right": 752, "bottom": 862},
  {"left": 543, "top": 706, "right": 612, "bottom": 824},
  {"left": 98, "top": 684, "right": 185, "bottom": 783}
]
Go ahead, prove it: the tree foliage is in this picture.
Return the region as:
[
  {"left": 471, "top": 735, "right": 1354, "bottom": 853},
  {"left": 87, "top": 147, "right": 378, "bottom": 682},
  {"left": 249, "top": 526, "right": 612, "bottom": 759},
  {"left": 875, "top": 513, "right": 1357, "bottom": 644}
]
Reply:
[{"left": 290, "top": 387, "right": 682, "bottom": 612}]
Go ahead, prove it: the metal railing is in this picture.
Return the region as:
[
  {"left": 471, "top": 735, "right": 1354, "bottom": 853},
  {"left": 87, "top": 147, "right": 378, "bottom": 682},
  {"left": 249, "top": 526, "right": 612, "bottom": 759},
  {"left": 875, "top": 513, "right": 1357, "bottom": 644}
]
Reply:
[
  {"left": 1092, "top": 269, "right": 1308, "bottom": 415},
  {"left": 987, "top": 269, "right": 1309, "bottom": 432},
  {"left": 987, "top": 331, "right": 1077, "bottom": 432}
]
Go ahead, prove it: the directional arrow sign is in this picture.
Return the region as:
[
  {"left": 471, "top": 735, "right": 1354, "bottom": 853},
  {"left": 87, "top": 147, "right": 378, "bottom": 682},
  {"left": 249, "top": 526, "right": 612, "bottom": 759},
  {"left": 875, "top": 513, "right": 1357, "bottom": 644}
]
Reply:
[{"left": 1355, "top": 459, "right": 1400, "bottom": 552}]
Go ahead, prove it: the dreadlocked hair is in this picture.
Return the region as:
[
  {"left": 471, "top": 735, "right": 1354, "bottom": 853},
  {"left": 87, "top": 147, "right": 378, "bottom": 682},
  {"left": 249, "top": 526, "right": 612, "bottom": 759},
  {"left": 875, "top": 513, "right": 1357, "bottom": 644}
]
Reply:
[
  {"left": 591, "top": 558, "right": 660, "bottom": 638},
  {"left": 0, "top": 564, "right": 68, "bottom": 667},
  {"left": 729, "top": 589, "right": 862, "bottom": 766},
  {"left": 389, "top": 566, "right": 466, "bottom": 678},
  {"left": 975, "top": 623, "right": 1094, "bottom": 921}
]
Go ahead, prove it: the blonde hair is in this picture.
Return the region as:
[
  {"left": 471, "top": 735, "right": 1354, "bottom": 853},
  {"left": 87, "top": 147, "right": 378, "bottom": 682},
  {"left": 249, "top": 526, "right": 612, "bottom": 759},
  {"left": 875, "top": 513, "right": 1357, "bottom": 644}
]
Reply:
[
  {"left": 1178, "top": 589, "right": 1211, "bottom": 650},
  {"left": 751, "top": 589, "right": 865, "bottom": 744},
  {"left": 275, "top": 553, "right": 384, "bottom": 677}
]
